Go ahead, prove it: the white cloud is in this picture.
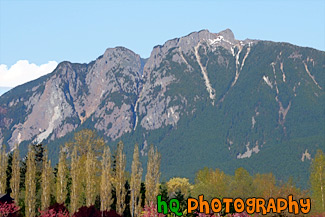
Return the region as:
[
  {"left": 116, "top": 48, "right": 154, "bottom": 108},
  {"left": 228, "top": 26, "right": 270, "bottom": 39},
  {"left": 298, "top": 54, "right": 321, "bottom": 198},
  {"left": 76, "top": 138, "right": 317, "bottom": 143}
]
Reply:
[{"left": 0, "top": 60, "right": 58, "bottom": 87}]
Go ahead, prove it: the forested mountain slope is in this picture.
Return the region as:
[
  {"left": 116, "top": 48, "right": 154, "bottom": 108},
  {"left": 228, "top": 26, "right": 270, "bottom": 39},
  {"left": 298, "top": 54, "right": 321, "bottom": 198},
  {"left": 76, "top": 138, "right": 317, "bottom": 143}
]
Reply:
[{"left": 0, "top": 29, "right": 324, "bottom": 187}]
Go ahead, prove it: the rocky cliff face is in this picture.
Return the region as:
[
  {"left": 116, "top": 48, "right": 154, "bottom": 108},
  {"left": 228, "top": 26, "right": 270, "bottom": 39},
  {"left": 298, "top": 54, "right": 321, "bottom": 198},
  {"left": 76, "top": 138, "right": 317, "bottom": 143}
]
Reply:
[
  {"left": 138, "top": 29, "right": 258, "bottom": 130},
  {"left": 0, "top": 46, "right": 145, "bottom": 148},
  {"left": 0, "top": 29, "right": 324, "bottom": 186}
]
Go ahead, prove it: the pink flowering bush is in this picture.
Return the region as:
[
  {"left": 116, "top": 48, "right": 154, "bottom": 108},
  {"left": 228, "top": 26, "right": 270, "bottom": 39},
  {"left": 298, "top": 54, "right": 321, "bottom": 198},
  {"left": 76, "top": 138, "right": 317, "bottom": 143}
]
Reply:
[
  {"left": 0, "top": 202, "right": 20, "bottom": 217},
  {"left": 230, "top": 212, "right": 250, "bottom": 217},
  {"left": 141, "top": 202, "right": 165, "bottom": 217},
  {"left": 195, "top": 210, "right": 219, "bottom": 217},
  {"left": 38, "top": 203, "right": 69, "bottom": 217},
  {"left": 38, "top": 209, "right": 69, "bottom": 217},
  {"left": 195, "top": 210, "right": 251, "bottom": 217}
]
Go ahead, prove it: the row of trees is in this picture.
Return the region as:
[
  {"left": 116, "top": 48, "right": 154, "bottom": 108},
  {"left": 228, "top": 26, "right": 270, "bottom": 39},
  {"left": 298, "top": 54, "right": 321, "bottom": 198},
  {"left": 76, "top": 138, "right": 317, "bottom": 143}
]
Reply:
[
  {"left": 163, "top": 150, "right": 325, "bottom": 215},
  {"left": 0, "top": 129, "right": 324, "bottom": 216},
  {"left": 0, "top": 130, "right": 161, "bottom": 217}
]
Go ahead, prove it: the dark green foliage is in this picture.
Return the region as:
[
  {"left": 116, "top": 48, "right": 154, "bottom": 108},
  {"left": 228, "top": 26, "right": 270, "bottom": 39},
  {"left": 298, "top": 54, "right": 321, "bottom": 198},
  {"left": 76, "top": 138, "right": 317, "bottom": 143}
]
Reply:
[
  {"left": 173, "top": 191, "right": 187, "bottom": 212},
  {"left": 123, "top": 180, "right": 131, "bottom": 217},
  {"left": 159, "top": 184, "right": 169, "bottom": 203},
  {"left": 140, "top": 182, "right": 146, "bottom": 208},
  {"left": 6, "top": 153, "right": 13, "bottom": 194},
  {"left": 19, "top": 159, "right": 26, "bottom": 190}
]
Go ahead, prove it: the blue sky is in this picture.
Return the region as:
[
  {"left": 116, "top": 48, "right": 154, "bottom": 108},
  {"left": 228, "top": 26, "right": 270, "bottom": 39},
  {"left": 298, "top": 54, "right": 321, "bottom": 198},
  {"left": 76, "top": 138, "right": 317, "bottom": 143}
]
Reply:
[{"left": 0, "top": 0, "right": 324, "bottom": 91}]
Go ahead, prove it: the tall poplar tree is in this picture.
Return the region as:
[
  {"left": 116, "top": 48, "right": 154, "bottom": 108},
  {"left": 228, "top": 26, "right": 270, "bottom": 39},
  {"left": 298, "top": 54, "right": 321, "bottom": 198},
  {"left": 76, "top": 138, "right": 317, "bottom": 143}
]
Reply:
[
  {"left": 130, "top": 144, "right": 143, "bottom": 217},
  {"left": 25, "top": 145, "right": 36, "bottom": 217},
  {"left": 0, "top": 145, "right": 7, "bottom": 194},
  {"left": 56, "top": 146, "right": 68, "bottom": 204},
  {"left": 41, "top": 148, "right": 52, "bottom": 210},
  {"left": 65, "top": 129, "right": 104, "bottom": 208},
  {"left": 100, "top": 146, "right": 113, "bottom": 212},
  {"left": 65, "top": 129, "right": 104, "bottom": 159},
  {"left": 85, "top": 146, "right": 97, "bottom": 207},
  {"left": 311, "top": 149, "right": 325, "bottom": 212},
  {"left": 145, "top": 144, "right": 161, "bottom": 205},
  {"left": 70, "top": 146, "right": 80, "bottom": 214},
  {"left": 114, "top": 141, "right": 126, "bottom": 215},
  {"left": 10, "top": 144, "right": 20, "bottom": 201}
]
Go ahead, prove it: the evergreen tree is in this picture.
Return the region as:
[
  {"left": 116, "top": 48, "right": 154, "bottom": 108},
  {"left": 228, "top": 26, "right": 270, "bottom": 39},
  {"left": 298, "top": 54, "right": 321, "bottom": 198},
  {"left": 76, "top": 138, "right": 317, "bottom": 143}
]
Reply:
[
  {"left": 0, "top": 145, "right": 7, "bottom": 194},
  {"left": 10, "top": 144, "right": 20, "bottom": 202},
  {"left": 145, "top": 144, "right": 161, "bottom": 205},
  {"left": 20, "top": 157, "right": 27, "bottom": 192},
  {"left": 5, "top": 153, "right": 13, "bottom": 194},
  {"left": 85, "top": 146, "right": 97, "bottom": 207},
  {"left": 114, "top": 141, "right": 126, "bottom": 215},
  {"left": 130, "top": 144, "right": 143, "bottom": 217},
  {"left": 100, "top": 146, "right": 113, "bottom": 212},
  {"left": 70, "top": 146, "right": 80, "bottom": 214},
  {"left": 34, "top": 143, "right": 44, "bottom": 173},
  {"left": 41, "top": 148, "right": 52, "bottom": 210},
  {"left": 32, "top": 143, "right": 45, "bottom": 212},
  {"left": 56, "top": 146, "right": 68, "bottom": 204},
  {"left": 159, "top": 183, "right": 169, "bottom": 203},
  {"left": 174, "top": 190, "right": 187, "bottom": 211},
  {"left": 25, "top": 145, "right": 37, "bottom": 217},
  {"left": 310, "top": 149, "right": 325, "bottom": 212}
]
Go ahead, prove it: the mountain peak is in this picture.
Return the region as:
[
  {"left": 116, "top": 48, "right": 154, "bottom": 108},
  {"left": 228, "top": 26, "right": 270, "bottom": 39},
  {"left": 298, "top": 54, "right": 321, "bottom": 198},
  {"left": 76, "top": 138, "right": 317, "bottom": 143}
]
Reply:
[
  {"left": 155, "top": 28, "right": 241, "bottom": 56},
  {"left": 103, "top": 46, "right": 139, "bottom": 59},
  {"left": 145, "top": 29, "right": 240, "bottom": 75},
  {"left": 218, "top": 28, "right": 236, "bottom": 43},
  {"left": 97, "top": 46, "right": 141, "bottom": 71},
  {"left": 185, "top": 29, "right": 238, "bottom": 48}
]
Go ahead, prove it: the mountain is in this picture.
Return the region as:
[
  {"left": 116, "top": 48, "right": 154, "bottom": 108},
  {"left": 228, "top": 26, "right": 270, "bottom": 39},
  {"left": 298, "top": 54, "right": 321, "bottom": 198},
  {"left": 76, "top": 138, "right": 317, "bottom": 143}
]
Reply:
[
  {"left": 0, "top": 29, "right": 324, "bottom": 187},
  {"left": 0, "top": 87, "right": 12, "bottom": 96}
]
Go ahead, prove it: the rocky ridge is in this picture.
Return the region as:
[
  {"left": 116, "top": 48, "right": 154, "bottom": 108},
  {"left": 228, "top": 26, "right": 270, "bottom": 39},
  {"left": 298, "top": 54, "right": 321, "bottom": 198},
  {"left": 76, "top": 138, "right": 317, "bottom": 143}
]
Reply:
[{"left": 0, "top": 29, "right": 324, "bottom": 186}]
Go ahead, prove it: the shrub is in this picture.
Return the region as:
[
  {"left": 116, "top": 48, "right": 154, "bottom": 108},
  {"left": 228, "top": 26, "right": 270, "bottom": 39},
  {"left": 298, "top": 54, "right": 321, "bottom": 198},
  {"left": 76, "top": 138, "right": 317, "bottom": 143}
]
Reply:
[
  {"left": 141, "top": 202, "right": 165, "bottom": 217},
  {"left": 38, "top": 203, "right": 69, "bottom": 217},
  {"left": 195, "top": 210, "right": 251, "bottom": 217},
  {"left": 231, "top": 212, "right": 250, "bottom": 217},
  {"left": 72, "top": 206, "right": 100, "bottom": 217},
  {"left": 0, "top": 202, "right": 20, "bottom": 217},
  {"left": 72, "top": 205, "right": 122, "bottom": 217}
]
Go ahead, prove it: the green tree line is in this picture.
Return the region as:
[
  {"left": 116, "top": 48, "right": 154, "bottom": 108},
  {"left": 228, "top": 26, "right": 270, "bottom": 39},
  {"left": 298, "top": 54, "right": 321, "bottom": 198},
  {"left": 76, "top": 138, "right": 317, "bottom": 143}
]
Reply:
[
  {"left": 0, "top": 129, "right": 324, "bottom": 216},
  {"left": 0, "top": 129, "right": 160, "bottom": 217}
]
